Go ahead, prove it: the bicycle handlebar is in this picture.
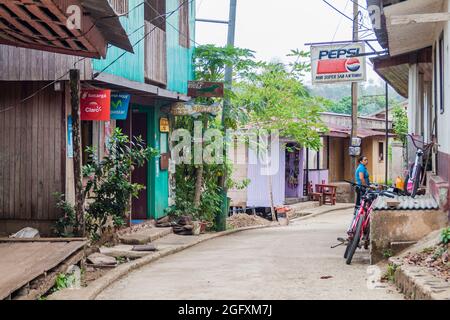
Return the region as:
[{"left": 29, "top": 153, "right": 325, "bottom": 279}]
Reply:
[
  {"left": 408, "top": 134, "right": 437, "bottom": 151},
  {"left": 344, "top": 180, "right": 371, "bottom": 189}
]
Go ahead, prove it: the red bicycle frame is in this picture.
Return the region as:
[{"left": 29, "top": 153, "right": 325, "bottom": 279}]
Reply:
[{"left": 349, "top": 198, "right": 376, "bottom": 240}]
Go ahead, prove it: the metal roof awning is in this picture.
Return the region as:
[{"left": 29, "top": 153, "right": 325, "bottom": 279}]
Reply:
[
  {"left": 324, "top": 123, "right": 395, "bottom": 139},
  {"left": 370, "top": 47, "right": 432, "bottom": 99},
  {"left": 0, "top": 0, "right": 133, "bottom": 58},
  {"left": 89, "top": 72, "right": 190, "bottom": 102},
  {"left": 366, "top": 0, "right": 445, "bottom": 56},
  {"left": 374, "top": 195, "right": 439, "bottom": 211}
]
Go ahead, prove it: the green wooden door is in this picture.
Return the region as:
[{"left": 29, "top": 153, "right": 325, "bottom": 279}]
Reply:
[{"left": 132, "top": 105, "right": 169, "bottom": 220}]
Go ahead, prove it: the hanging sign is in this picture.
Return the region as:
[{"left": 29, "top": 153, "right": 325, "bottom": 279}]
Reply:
[
  {"left": 311, "top": 42, "right": 366, "bottom": 84},
  {"left": 67, "top": 115, "right": 73, "bottom": 158},
  {"left": 110, "top": 92, "right": 131, "bottom": 120},
  {"left": 160, "top": 117, "right": 170, "bottom": 133},
  {"left": 80, "top": 89, "right": 111, "bottom": 121},
  {"left": 188, "top": 81, "right": 224, "bottom": 98},
  {"left": 170, "top": 102, "right": 221, "bottom": 116}
]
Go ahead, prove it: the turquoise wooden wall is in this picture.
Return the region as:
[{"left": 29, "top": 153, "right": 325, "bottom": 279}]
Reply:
[
  {"left": 149, "top": 104, "right": 170, "bottom": 219},
  {"left": 92, "top": 0, "right": 195, "bottom": 91},
  {"left": 92, "top": 0, "right": 145, "bottom": 83},
  {"left": 166, "top": 0, "right": 195, "bottom": 94}
]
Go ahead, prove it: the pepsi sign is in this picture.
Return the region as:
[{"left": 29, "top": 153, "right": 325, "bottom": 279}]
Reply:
[{"left": 311, "top": 43, "right": 366, "bottom": 84}]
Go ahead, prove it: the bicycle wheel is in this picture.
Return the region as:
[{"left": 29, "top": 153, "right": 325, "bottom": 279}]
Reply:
[
  {"left": 346, "top": 216, "right": 363, "bottom": 265},
  {"left": 344, "top": 207, "right": 359, "bottom": 259},
  {"left": 411, "top": 164, "right": 422, "bottom": 198},
  {"left": 344, "top": 241, "right": 351, "bottom": 259}
]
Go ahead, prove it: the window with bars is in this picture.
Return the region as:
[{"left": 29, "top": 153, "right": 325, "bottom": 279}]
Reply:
[
  {"left": 109, "top": 0, "right": 129, "bottom": 16},
  {"left": 178, "top": 0, "right": 190, "bottom": 48}
]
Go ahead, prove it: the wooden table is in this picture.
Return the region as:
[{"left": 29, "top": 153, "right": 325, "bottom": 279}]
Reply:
[{"left": 315, "top": 184, "right": 337, "bottom": 206}]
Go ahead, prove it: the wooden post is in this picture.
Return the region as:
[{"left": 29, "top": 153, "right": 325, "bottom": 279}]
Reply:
[
  {"left": 350, "top": 0, "right": 359, "bottom": 202},
  {"left": 385, "top": 82, "right": 389, "bottom": 185},
  {"left": 70, "top": 69, "right": 85, "bottom": 236}
]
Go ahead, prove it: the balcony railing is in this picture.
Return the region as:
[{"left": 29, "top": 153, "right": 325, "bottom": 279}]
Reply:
[{"left": 144, "top": 21, "right": 167, "bottom": 86}]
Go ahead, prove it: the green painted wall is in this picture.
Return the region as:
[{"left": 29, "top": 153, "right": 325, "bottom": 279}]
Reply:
[
  {"left": 92, "top": 0, "right": 145, "bottom": 83},
  {"left": 149, "top": 105, "right": 170, "bottom": 219},
  {"left": 166, "top": 0, "right": 196, "bottom": 94},
  {"left": 132, "top": 104, "right": 169, "bottom": 220}
]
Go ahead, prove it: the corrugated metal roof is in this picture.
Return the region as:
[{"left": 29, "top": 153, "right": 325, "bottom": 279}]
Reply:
[
  {"left": 325, "top": 123, "right": 395, "bottom": 139},
  {"left": 373, "top": 195, "right": 439, "bottom": 211}
]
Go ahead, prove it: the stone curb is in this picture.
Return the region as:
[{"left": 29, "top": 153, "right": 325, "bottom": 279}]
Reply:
[
  {"left": 47, "top": 224, "right": 278, "bottom": 300},
  {"left": 389, "top": 257, "right": 450, "bottom": 300},
  {"left": 291, "top": 204, "right": 355, "bottom": 222}
]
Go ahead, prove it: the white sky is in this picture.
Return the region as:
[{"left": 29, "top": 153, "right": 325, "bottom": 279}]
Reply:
[{"left": 195, "top": 0, "right": 384, "bottom": 85}]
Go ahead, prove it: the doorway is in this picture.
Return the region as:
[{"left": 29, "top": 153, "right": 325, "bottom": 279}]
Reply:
[
  {"left": 116, "top": 108, "right": 151, "bottom": 221},
  {"left": 285, "top": 144, "right": 304, "bottom": 201}
]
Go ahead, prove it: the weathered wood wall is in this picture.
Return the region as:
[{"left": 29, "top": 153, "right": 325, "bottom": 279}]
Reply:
[
  {"left": 0, "top": 82, "right": 65, "bottom": 223},
  {"left": 0, "top": 45, "right": 92, "bottom": 81}
]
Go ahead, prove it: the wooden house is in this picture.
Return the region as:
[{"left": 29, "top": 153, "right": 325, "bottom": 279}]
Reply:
[
  {"left": 367, "top": 0, "right": 450, "bottom": 213},
  {"left": 0, "top": 0, "right": 196, "bottom": 236}
]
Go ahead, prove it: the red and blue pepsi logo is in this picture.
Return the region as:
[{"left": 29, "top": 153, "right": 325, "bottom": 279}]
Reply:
[
  {"left": 345, "top": 58, "right": 361, "bottom": 72},
  {"left": 316, "top": 48, "right": 362, "bottom": 75}
]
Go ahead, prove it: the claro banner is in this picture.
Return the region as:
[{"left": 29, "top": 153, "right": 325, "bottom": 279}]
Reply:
[
  {"left": 80, "top": 89, "right": 111, "bottom": 121},
  {"left": 311, "top": 42, "right": 366, "bottom": 84}
]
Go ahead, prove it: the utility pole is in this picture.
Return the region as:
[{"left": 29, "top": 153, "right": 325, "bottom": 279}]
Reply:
[
  {"left": 215, "top": 0, "right": 237, "bottom": 232},
  {"left": 70, "top": 69, "right": 85, "bottom": 237},
  {"left": 350, "top": 0, "right": 359, "bottom": 201},
  {"left": 385, "top": 82, "right": 389, "bottom": 185}
]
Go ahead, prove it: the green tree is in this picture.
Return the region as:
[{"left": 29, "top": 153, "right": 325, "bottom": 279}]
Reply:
[
  {"left": 234, "top": 59, "right": 328, "bottom": 218},
  {"left": 326, "top": 95, "right": 401, "bottom": 116},
  {"left": 235, "top": 62, "right": 328, "bottom": 150},
  {"left": 169, "top": 45, "right": 256, "bottom": 228},
  {"left": 392, "top": 104, "right": 408, "bottom": 145}
]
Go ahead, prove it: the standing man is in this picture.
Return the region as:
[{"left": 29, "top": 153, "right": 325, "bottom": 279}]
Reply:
[{"left": 355, "top": 156, "right": 370, "bottom": 206}]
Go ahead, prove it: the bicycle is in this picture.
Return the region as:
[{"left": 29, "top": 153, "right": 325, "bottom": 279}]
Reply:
[
  {"left": 404, "top": 134, "right": 437, "bottom": 198},
  {"left": 343, "top": 181, "right": 396, "bottom": 265}
]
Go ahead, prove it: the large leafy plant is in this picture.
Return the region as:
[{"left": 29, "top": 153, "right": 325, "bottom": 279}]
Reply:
[{"left": 82, "top": 128, "right": 157, "bottom": 240}]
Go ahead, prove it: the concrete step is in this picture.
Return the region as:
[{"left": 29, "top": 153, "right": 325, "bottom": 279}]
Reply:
[
  {"left": 100, "top": 244, "right": 156, "bottom": 259},
  {"left": 285, "top": 197, "right": 308, "bottom": 205},
  {"left": 118, "top": 227, "right": 173, "bottom": 245},
  {"left": 389, "top": 230, "right": 450, "bottom": 300}
]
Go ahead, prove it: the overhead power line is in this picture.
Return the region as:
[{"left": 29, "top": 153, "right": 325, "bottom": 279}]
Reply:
[
  {"left": 322, "top": 0, "right": 373, "bottom": 32},
  {"left": 0, "top": 0, "right": 193, "bottom": 113}
]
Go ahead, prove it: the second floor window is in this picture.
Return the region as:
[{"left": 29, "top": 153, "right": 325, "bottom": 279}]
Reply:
[{"left": 178, "top": 0, "right": 190, "bottom": 48}]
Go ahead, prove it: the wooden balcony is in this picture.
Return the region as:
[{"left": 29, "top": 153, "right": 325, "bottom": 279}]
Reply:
[{"left": 144, "top": 21, "right": 167, "bottom": 86}]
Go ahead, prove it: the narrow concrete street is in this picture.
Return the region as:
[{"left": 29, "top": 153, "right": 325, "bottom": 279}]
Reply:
[{"left": 97, "top": 209, "right": 404, "bottom": 300}]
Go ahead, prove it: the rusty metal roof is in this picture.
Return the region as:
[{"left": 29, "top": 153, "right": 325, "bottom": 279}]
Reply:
[
  {"left": 373, "top": 195, "right": 440, "bottom": 211},
  {"left": 324, "top": 122, "right": 395, "bottom": 139}
]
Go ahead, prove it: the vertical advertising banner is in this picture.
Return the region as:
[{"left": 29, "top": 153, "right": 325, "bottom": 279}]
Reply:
[
  {"left": 110, "top": 93, "right": 131, "bottom": 120},
  {"left": 67, "top": 115, "right": 73, "bottom": 158},
  {"left": 80, "top": 89, "right": 111, "bottom": 121},
  {"left": 311, "top": 42, "right": 366, "bottom": 84}
]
